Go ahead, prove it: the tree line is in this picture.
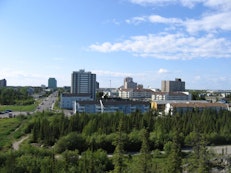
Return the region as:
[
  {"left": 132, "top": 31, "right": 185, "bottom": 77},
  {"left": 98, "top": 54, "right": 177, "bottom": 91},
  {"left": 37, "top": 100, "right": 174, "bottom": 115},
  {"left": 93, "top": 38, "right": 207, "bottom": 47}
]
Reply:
[
  {"left": 28, "top": 109, "right": 231, "bottom": 152},
  {"left": 0, "top": 109, "right": 231, "bottom": 172},
  {"left": 0, "top": 87, "right": 34, "bottom": 105}
]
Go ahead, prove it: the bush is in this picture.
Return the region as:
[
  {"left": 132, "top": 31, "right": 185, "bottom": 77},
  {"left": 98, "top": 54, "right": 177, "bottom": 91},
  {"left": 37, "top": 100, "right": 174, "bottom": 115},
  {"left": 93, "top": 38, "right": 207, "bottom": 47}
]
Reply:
[{"left": 55, "top": 132, "right": 87, "bottom": 153}]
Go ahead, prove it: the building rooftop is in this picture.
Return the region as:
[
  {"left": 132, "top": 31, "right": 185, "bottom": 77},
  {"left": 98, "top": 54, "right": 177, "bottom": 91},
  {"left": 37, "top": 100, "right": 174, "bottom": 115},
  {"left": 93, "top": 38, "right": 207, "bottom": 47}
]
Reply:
[
  {"left": 169, "top": 102, "right": 227, "bottom": 108},
  {"left": 153, "top": 100, "right": 208, "bottom": 104},
  {"left": 62, "top": 93, "right": 91, "bottom": 97},
  {"left": 153, "top": 91, "right": 188, "bottom": 96},
  {"left": 76, "top": 100, "right": 150, "bottom": 106}
]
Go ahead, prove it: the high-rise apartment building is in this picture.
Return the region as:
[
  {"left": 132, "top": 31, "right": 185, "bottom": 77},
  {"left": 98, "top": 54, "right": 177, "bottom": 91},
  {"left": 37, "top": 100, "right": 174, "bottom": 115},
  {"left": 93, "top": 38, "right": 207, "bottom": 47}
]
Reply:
[
  {"left": 71, "top": 70, "right": 96, "bottom": 100},
  {"left": 161, "top": 78, "right": 185, "bottom": 92},
  {"left": 48, "top": 78, "right": 57, "bottom": 89},
  {"left": 0, "top": 79, "right": 7, "bottom": 87},
  {"left": 124, "top": 77, "right": 137, "bottom": 89}
]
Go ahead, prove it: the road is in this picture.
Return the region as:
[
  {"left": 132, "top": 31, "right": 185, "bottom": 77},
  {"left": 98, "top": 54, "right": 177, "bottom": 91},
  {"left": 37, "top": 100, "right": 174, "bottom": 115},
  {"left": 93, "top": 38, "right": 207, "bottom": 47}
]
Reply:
[
  {"left": 35, "top": 91, "right": 58, "bottom": 113},
  {"left": 0, "top": 91, "right": 59, "bottom": 118}
]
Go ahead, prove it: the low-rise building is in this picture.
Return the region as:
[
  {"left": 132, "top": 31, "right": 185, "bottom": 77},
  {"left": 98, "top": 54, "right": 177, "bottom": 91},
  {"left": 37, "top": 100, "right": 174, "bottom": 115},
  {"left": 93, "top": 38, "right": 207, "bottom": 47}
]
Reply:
[
  {"left": 98, "top": 88, "right": 119, "bottom": 98},
  {"left": 74, "top": 100, "right": 150, "bottom": 114},
  {"left": 119, "top": 89, "right": 133, "bottom": 99},
  {"left": 151, "top": 92, "right": 191, "bottom": 101},
  {"left": 165, "top": 102, "right": 228, "bottom": 115},
  {"left": 60, "top": 93, "right": 93, "bottom": 109},
  {"left": 151, "top": 100, "right": 207, "bottom": 112},
  {"left": 119, "top": 88, "right": 154, "bottom": 100}
]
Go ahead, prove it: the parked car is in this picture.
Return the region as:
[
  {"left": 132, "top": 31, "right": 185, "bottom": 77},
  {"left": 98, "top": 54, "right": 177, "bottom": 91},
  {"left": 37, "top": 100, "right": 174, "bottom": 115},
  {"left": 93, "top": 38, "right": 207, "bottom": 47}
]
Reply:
[{"left": 4, "top": 110, "right": 12, "bottom": 113}]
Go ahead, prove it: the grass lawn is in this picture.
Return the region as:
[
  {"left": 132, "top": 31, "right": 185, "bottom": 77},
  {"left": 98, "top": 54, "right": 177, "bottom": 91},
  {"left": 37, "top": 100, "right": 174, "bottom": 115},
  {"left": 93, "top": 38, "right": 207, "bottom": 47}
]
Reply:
[
  {"left": 0, "top": 104, "right": 38, "bottom": 112},
  {"left": 0, "top": 118, "right": 22, "bottom": 150}
]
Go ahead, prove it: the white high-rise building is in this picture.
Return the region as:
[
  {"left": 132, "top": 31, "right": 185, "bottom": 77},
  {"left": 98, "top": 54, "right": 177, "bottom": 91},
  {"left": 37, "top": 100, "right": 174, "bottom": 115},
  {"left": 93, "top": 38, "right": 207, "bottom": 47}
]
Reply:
[{"left": 71, "top": 70, "right": 96, "bottom": 100}]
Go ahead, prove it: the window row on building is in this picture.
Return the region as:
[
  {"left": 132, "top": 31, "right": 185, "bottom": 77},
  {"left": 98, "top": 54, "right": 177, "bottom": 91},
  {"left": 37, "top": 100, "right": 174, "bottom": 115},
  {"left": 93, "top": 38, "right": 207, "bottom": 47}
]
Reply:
[{"left": 73, "top": 100, "right": 150, "bottom": 114}]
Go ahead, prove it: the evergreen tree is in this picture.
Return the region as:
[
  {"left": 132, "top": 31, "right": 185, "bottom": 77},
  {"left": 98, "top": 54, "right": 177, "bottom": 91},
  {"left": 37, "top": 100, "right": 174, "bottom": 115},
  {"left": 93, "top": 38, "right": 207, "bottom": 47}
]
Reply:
[
  {"left": 78, "top": 149, "right": 110, "bottom": 173},
  {"left": 167, "top": 115, "right": 182, "bottom": 173},
  {"left": 197, "top": 134, "right": 210, "bottom": 173},
  {"left": 113, "top": 118, "right": 125, "bottom": 173},
  {"left": 167, "top": 132, "right": 182, "bottom": 173},
  {"left": 137, "top": 128, "right": 152, "bottom": 173},
  {"left": 5, "top": 150, "right": 17, "bottom": 173},
  {"left": 62, "top": 150, "right": 79, "bottom": 172},
  {"left": 189, "top": 127, "right": 210, "bottom": 172},
  {"left": 79, "top": 149, "right": 94, "bottom": 173}
]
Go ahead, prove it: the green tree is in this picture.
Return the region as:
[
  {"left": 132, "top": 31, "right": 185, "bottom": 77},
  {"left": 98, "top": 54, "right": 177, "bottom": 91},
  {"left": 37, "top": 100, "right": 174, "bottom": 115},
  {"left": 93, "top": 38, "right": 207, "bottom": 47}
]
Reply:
[
  {"left": 167, "top": 116, "right": 182, "bottom": 173},
  {"left": 62, "top": 150, "right": 79, "bottom": 173},
  {"left": 40, "top": 157, "right": 53, "bottom": 173},
  {"left": 78, "top": 149, "right": 111, "bottom": 173},
  {"left": 197, "top": 134, "right": 210, "bottom": 173},
  {"left": 113, "top": 118, "right": 125, "bottom": 173},
  {"left": 16, "top": 154, "right": 40, "bottom": 173},
  {"left": 188, "top": 127, "right": 210, "bottom": 173},
  {"left": 4, "top": 150, "right": 17, "bottom": 173},
  {"left": 167, "top": 134, "right": 182, "bottom": 173},
  {"left": 137, "top": 128, "right": 152, "bottom": 173}
]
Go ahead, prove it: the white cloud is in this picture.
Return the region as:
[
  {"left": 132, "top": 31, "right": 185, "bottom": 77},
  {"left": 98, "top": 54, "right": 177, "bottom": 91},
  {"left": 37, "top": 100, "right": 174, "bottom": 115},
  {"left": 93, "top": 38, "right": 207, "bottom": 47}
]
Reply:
[
  {"left": 129, "top": 0, "right": 231, "bottom": 9},
  {"left": 90, "top": 0, "right": 231, "bottom": 61},
  {"left": 90, "top": 33, "right": 231, "bottom": 60},
  {"left": 180, "top": 0, "right": 200, "bottom": 8},
  {"left": 104, "top": 18, "right": 121, "bottom": 25},
  {"left": 204, "top": 0, "right": 231, "bottom": 11},
  {"left": 157, "top": 68, "right": 168, "bottom": 74},
  {"left": 148, "top": 15, "right": 183, "bottom": 24},
  {"left": 129, "top": 0, "right": 175, "bottom": 5},
  {"left": 129, "top": 0, "right": 204, "bottom": 8},
  {"left": 92, "top": 70, "right": 133, "bottom": 77},
  {"left": 126, "top": 11, "right": 231, "bottom": 33},
  {"left": 126, "top": 16, "right": 147, "bottom": 25},
  {"left": 185, "top": 11, "right": 231, "bottom": 33},
  {"left": 126, "top": 15, "right": 183, "bottom": 25}
]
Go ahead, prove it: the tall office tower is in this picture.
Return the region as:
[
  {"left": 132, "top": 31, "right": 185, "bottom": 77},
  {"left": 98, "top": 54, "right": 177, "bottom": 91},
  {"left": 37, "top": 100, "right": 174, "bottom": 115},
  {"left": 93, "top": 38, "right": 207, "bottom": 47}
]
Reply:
[
  {"left": 0, "top": 79, "right": 7, "bottom": 87},
  {"left": 124, "top": 77, "right": 137, "bottom": 89},
  {"left": 48, "top": 78, "right": 57, "bottom": 89},
  {"left": 71, "top": 70, "right": 96, "bottom": 100},
  {"left": 161, "top": 78, "right": 185, "bottom": 92}
]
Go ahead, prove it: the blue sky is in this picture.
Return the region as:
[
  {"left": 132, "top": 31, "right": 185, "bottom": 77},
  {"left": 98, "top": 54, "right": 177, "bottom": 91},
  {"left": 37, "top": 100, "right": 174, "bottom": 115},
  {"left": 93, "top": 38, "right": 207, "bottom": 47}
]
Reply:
[{"left": 0, "top": 0, "right": 231, "bottom": 89}]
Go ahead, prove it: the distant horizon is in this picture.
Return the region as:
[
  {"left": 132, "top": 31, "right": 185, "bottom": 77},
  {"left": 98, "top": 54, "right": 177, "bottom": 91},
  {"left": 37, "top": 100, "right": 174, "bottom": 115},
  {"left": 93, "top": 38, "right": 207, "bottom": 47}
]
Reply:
[
  {"left": 4, "top": 81, "right": 231, "bottom": 91},
  {"left": 0, "top": 0, "right": 230, "bottom": 90}
]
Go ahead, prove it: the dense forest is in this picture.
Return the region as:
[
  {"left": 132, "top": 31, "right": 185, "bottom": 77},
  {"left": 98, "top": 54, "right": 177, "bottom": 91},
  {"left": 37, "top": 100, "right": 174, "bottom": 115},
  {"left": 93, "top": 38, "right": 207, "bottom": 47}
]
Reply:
[
  {"left": 30, "top": 109, "right": 231, "bottom": 150},
  {"left": 1, "top": 109, "right": 231, "bottom": 172}
]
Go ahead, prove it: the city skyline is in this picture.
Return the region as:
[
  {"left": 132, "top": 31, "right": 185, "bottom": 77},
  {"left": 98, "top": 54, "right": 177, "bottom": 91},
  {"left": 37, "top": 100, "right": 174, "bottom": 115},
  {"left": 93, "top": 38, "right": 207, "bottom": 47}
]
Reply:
[{"left": 0, "top": 0, "right": 231, "bottom": 89}]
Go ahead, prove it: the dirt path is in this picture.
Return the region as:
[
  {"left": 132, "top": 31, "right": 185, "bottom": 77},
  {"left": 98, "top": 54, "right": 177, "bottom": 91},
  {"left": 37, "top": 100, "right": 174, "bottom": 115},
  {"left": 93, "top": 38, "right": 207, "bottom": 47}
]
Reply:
[{"left": 12, "top": 135, "right": 29, "bottom": 150}]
